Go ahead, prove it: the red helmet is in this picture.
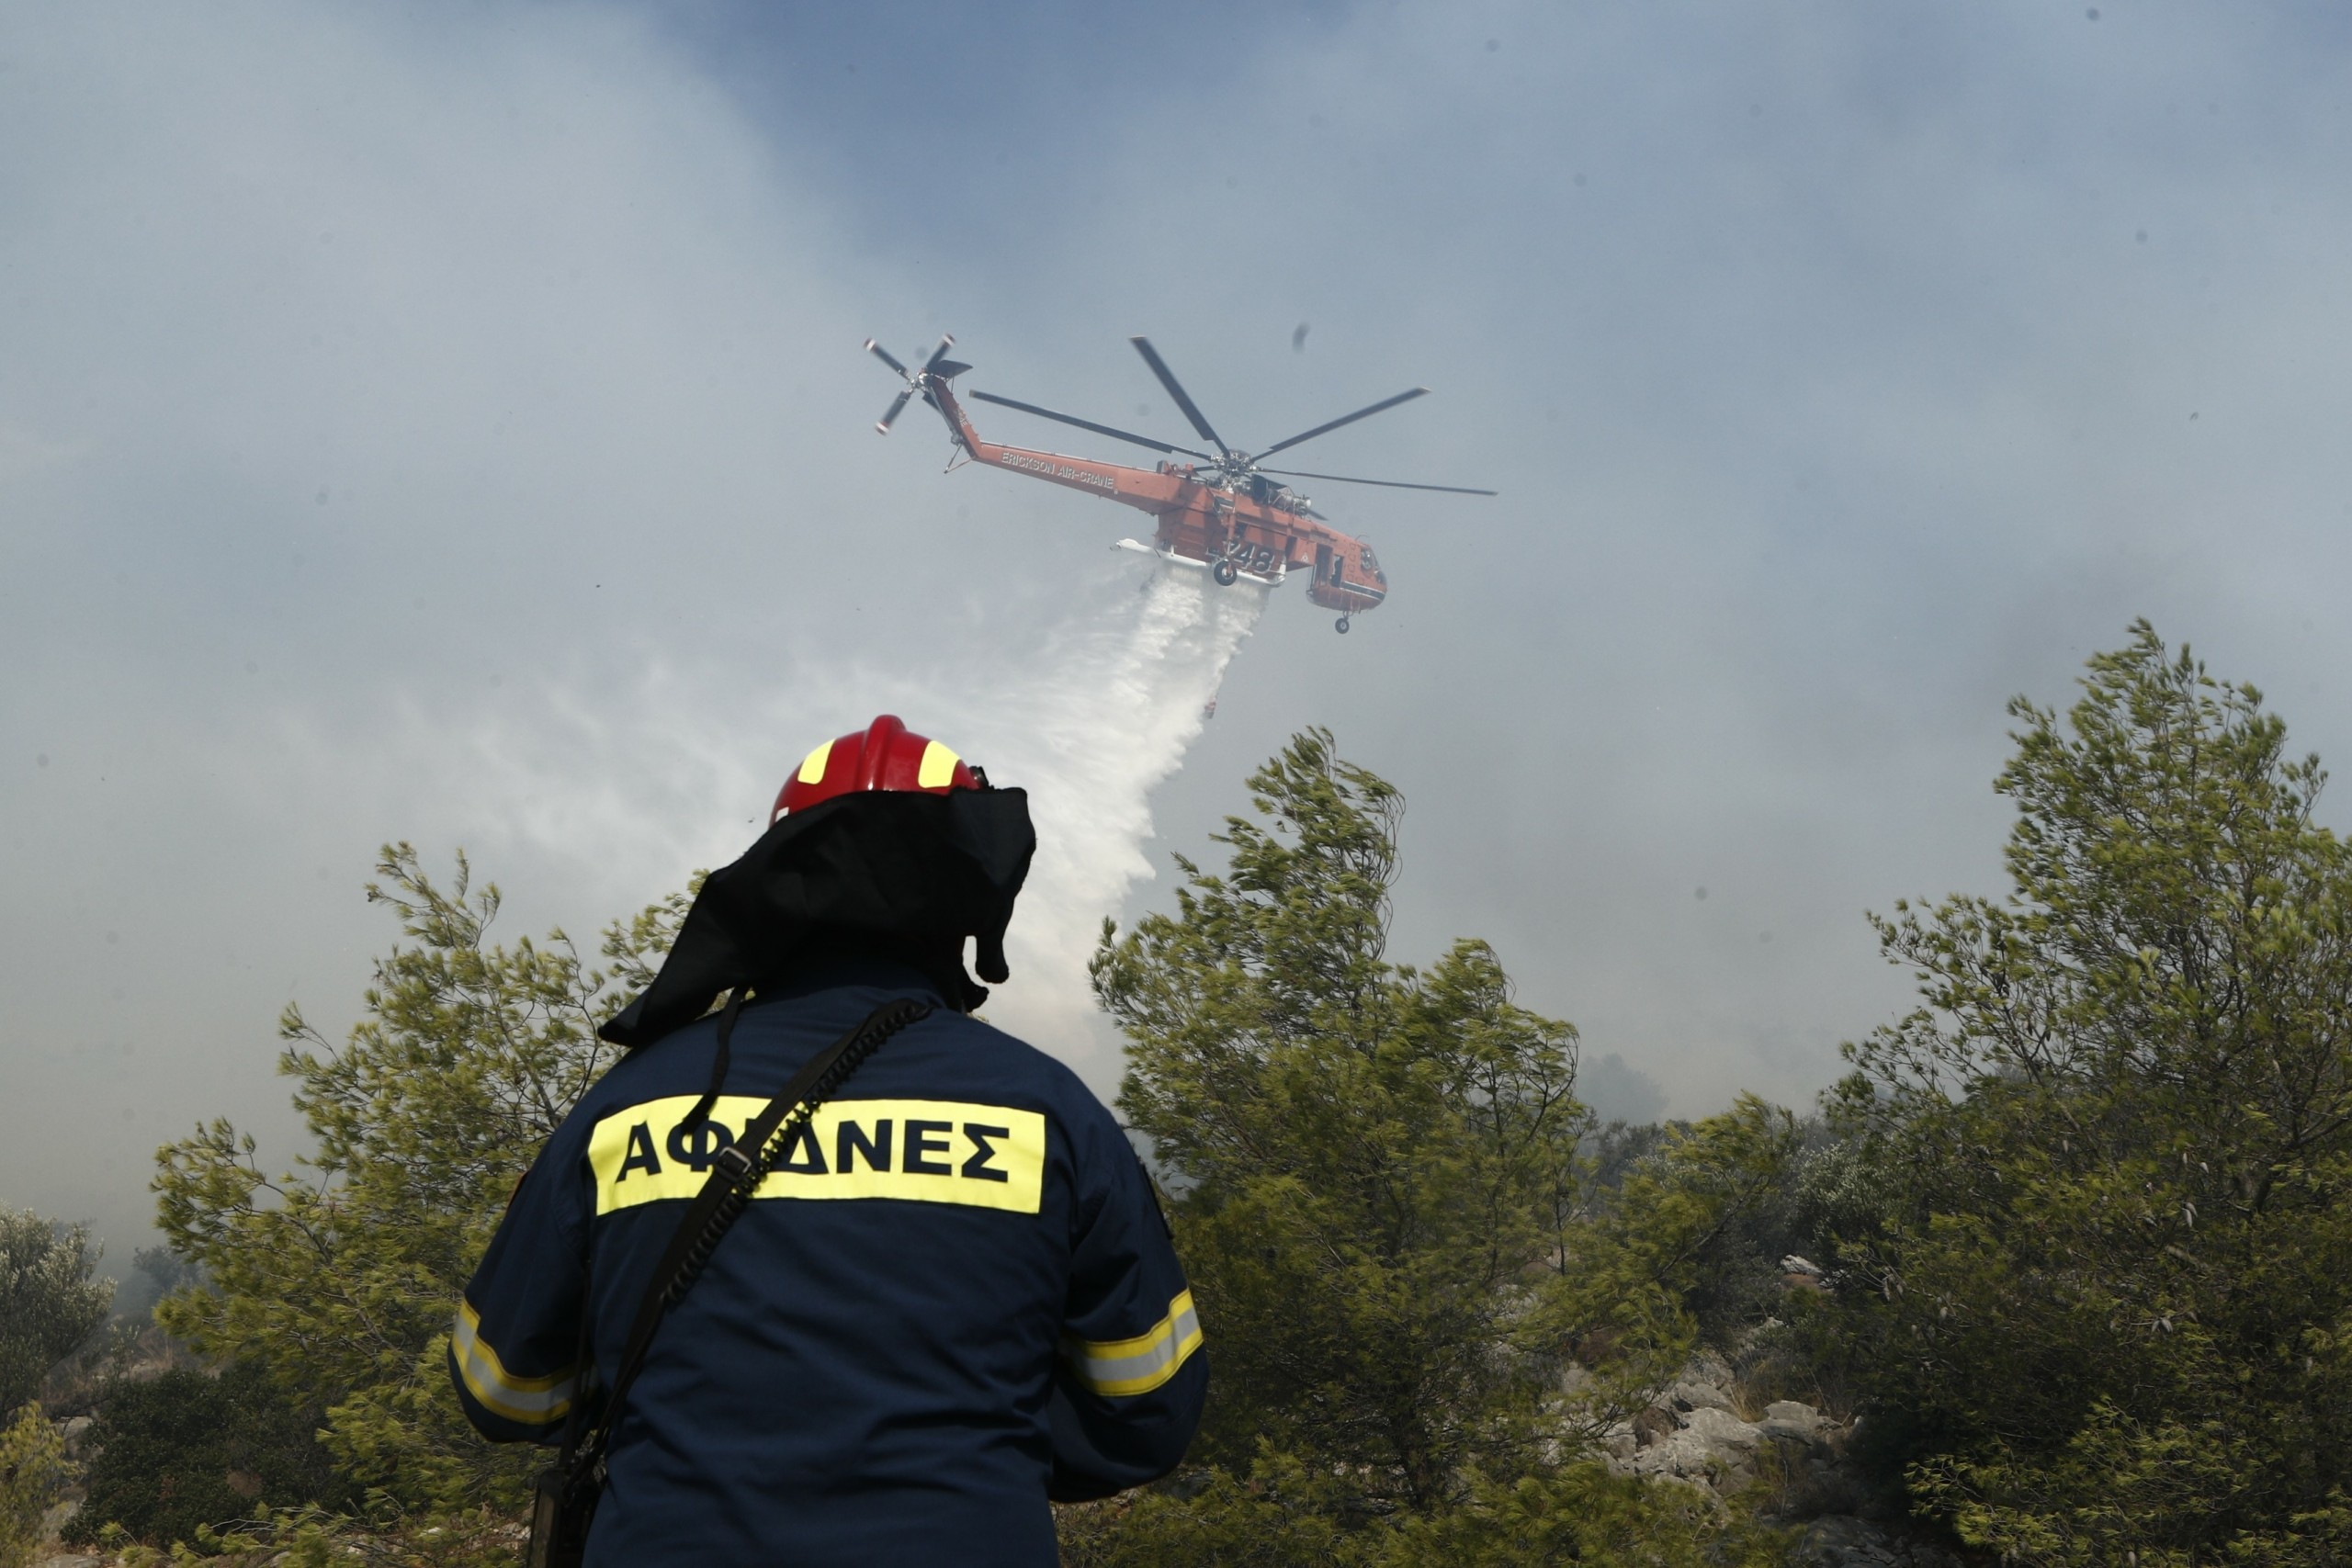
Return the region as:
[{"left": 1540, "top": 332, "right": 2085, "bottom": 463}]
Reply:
[{"left": 772, "top": 715, "right": 982, "bottom": 822}]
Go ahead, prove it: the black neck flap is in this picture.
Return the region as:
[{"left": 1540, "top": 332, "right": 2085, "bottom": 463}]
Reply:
[{"left": 599, "top": 788, "right": 1035, "bottom": 1049}]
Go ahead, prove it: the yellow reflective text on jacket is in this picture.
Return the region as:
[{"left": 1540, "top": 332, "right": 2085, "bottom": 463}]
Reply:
[{"left": 588, "top": 1096, "right": 1046, "bottom": 1216}]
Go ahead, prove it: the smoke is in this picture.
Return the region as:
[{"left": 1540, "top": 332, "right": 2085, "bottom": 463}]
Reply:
[
  {"left": 325, "top": 550, "right": 1271, "bottom": 1095},
  {"left": 955, "top": 562, "right": 1268, "bottom": 1079}
]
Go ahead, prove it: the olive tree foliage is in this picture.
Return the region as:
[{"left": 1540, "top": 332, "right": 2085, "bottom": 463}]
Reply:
[
  {"left": 0, "top": 1210, "right": 111, "bottom": 1417},
  {"left": 0, "top": 1401, "right": 73, "bottom": 1568},
  {"left": 1818, "top": 624, "right": 2352, "bottom": 1565},
  {"left": 1091, "top": 730, "right": 1797, "bottom": 1542},
  {"left": 152, "top": 845, "right": 688, "bottom": 1516}
]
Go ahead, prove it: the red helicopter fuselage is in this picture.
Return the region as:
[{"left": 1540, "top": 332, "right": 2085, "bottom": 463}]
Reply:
[{"left": 923, "top": 378, "right": 1389, "bottom": 617}]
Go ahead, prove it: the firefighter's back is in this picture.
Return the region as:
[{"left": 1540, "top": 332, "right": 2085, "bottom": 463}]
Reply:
[{"left": 451, "top": 716, "right": 1203, "bottom": 1566}]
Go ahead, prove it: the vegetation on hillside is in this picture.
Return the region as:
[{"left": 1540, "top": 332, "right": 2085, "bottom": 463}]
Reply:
[
  {"left": 139, "top": 847, "right": 686, "bottom": 1551},
  {"left": 0, "top": 1401, "right": 73, "bottom": 1568},
  {"left": 1, "top": 1209, "right": 112, "bottom": 1417},
  {"left": 23, "top": 624, "right": 2351, "bottom": 1565},
  {"left": 1074, "top": 728, "right": 1799, "bottom": 1565},
  {"left": 0, "top": 1209, "right": 110, "bottom": 1564},
  {"left": 1804, "top": 623, "right": 2352, "bottom": 1564},
  {"left": 62, "top": 1363, "right": 352, "bottom": 1551}
]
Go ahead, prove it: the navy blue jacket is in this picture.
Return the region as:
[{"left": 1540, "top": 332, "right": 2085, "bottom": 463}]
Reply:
[{"left": 451, "top": 963, "right": 1204, "bottom": 1565}]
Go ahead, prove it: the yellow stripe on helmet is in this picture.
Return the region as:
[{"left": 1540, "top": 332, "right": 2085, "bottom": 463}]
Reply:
[
  {"left": 917, "top": 740, "right": 960, "bottom": 789},
  {"left": 797, "top": 740, "right": 833, "bottom": 785}
]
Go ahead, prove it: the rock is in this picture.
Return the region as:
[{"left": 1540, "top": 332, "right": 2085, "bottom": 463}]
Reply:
[
  {"left": 1632, "top": 1404, "right": 1679, "bottom": 1448},
  {"left": 1758, "top": 1399, "right": 1831, "bottom": 1444},
  {"left": 1618, "top": 1403, "right": 1766, "bottom": 1489},
  {"left": 1792, "top": 1514, "right": 1964, "bottom": 1567},
  {"left": 33, "top": 1499, "right": 100, "bottom": 1568},
  {"left": 1620, "top": 1427, "right": 1720, "bottom": 1484},
  {"left": 1780, "top": 1255, "right": 1831, "bottom": 1292},
  {"left": 1599, "top": 1355, "right": 1872, "bottom": 1511},
  {"left": 1668, "top": 1379, "right": 1735, "bottom": 1414},
  {"left": 1681, "top": 1405, "right": 1761, "bottom": 1451},
  {"left": 1793, "top": 1515, "right": 1898, "bottom": 1566}
]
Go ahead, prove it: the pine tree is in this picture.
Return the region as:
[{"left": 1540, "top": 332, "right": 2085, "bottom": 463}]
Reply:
[
  {"left": 1086, "top": 730, "right": 1798, "bottom": 1564},
  {"left": 1822, "top": 624, "right": 2352, "bottom": 1563},
  {"left": 149, "top": 846, "right": 684, "bottom": 1521}
]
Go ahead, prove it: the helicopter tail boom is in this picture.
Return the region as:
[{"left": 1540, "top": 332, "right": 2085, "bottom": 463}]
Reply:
[{"left": 925, "top": 378, "right": 1172, "bottom": 516}]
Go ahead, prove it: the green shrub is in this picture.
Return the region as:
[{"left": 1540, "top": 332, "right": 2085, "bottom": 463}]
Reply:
[
  {"left": 0, "top": 1404, "right": 72, "bottom": 1568},
  {"left": 65, "top": 1363, "right": 350, "bottom": 1549}
]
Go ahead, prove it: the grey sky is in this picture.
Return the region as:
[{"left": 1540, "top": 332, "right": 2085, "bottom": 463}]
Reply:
[{"left": 7, "top": 2, "right": 2352, "bottom": 1258}]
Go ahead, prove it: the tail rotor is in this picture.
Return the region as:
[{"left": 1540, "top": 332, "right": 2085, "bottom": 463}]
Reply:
[{"left": 865, "top": 334, "right": 969, "bottom": 434}]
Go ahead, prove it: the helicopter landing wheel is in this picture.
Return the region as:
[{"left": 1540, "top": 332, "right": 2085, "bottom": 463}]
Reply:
[
  {"left": 1334, "top": 615, "right": 1351, "bottom": 634},
  {"left": 1212, "top": 559, "right": 1238, "bottom": 586}
]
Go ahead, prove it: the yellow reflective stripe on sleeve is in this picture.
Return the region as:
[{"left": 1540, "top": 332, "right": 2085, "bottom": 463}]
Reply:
[
  {"left": 1064, "top": 1289, "right": 1202, "bottom": 1397},
  {"left": 451, "top": 1299, "right": 575, "bottom": 1426},
  {"left": 797, "top": 740, "right": 833, "bottom": 784},
  {"left": 589, "top": 1097, "right": 1046, "bottom": 1216},
  {"left": 917, "top": 740, "right": 960, "bottom": 788}
]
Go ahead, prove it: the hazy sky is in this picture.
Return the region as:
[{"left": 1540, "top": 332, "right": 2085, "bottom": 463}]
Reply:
[{"left": 10, "top": 2, "right": 2352, "bottom": 1260}]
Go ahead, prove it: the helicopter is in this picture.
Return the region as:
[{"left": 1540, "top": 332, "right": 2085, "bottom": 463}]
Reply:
[{"left": 864, "top": 333, "right": 1494, "bottom": 633}]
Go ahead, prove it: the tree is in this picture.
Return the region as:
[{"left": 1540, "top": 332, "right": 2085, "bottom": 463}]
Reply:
[
  {"left": 1093, "top": 730, "right": 1592, "bottom": 1507},
  {"left": 1088, "top": 729, "right": 1799, "bottom": 1561},
  {"left": 129, "top": 750, "right": 1815, "bottom": 1565},
  {"left": 149, "top": 845, "right": 684, "bottom": 1522},
  {"left": 1819, "top": 624, "right": 2352, "bottom": 1564},
  {"left": 0, "top": 1209, "right": 111, "bottom": 1417}
]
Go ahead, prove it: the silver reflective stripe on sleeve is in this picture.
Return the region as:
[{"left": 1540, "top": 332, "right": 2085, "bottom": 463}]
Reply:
[
  {"left": 1064, "top": 1289, "right": 1203, "bottom": 1397},
  {"left": 451, "top": 1299, "right": 576, "bottom": 1426}
]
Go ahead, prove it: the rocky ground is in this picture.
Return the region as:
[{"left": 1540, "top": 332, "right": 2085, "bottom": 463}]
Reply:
[
  {"left": 30, "top": 1517, "right": 99, "bottom": 1568},
  {"left": 1600, "top": 1348, "right": 1966, "bottom": 1568}
]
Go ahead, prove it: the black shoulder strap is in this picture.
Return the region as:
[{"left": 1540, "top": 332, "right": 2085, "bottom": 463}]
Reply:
[{"left": 562, "top": 993, "right": 933, "bottom": 1483}]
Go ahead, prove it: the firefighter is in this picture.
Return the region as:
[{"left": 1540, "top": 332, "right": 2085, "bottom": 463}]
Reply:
[{"left": 450, "top": 716, "right": 1204, "bottom": 1564}]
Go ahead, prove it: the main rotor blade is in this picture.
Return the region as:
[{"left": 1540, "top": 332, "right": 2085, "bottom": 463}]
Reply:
[
  {"left": 968, "top": 390, "right": 1214, "bottom": 460},
  {"left": 1253, "top": 388, "right": 1429, "bottom": 460},
  {"left": 922, "top": 333, "right": 956, "bottom": 373},
  {"left": 875, "top": 389, "right": 913, "bottom": 434},
  {"left": 865, "top": 338, "right": 909, "bottom": 376},
  {"left": 1129, "top": 337, "right": 1228, "bottom": 457},
  {"left": 1260, "top": 467, "right": 1498, "bottom": 496}
]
